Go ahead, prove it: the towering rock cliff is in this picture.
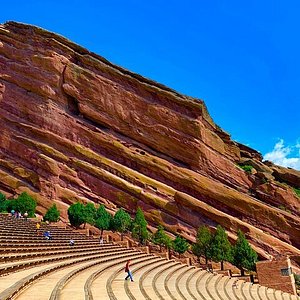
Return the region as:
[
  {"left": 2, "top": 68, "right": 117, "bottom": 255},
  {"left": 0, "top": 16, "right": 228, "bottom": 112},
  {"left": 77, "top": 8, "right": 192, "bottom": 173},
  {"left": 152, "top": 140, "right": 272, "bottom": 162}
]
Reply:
[{"left": 0, "top": 22, "right": 299, "bottom": 258}]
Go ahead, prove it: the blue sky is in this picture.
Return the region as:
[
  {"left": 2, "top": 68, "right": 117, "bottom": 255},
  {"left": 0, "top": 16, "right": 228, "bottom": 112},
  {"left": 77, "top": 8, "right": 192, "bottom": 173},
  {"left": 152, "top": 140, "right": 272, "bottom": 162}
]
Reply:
[{"left": 1, "top": 1, "right": 300, "bottom": 169}]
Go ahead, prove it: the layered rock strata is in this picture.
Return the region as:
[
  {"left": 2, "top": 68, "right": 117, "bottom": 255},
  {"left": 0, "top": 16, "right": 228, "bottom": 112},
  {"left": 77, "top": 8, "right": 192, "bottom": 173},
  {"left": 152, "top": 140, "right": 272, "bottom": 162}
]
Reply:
[{"left": 0, "top": 22, "right": 299, "bottom": 259}]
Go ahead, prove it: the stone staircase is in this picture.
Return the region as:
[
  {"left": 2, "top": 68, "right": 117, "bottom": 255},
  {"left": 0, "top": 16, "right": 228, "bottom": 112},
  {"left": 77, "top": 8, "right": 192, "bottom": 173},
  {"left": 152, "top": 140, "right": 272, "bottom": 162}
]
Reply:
[{"left": 0, "top": 214, "right": 299, "bottom": 300}]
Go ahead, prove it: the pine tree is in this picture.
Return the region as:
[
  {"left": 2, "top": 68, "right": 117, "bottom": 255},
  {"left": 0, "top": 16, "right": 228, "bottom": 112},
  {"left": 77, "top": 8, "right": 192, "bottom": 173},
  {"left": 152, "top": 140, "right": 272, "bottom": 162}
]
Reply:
[
  {"left": 113, "top": 208, "right": 131, "bottom": 240},
  {"left": 172, "top": 235, "right": 189, "bottom": 257},
  {"left": 192, "top": 225, "right": 213, "bottom": 264},
  {"left": 68, "top": 202, "right": 85, "bottom": 228},
  {"left": 131, "top": 207, "right": 148, "bottom": 245},
  {"left": 95, "top": 205, "right": 112, "bottom": 238},
  {"left": 43, "top": 204, "right": 60, "bottom": 222},
  {"left": 233, "top": 230, "right": 258, "bottom": 276},
  {"left": 210, "top": 225, "right": 233, "bottom": 270},
  {"left": 152, "top": 225, "right": 169, "bottom": 252}
]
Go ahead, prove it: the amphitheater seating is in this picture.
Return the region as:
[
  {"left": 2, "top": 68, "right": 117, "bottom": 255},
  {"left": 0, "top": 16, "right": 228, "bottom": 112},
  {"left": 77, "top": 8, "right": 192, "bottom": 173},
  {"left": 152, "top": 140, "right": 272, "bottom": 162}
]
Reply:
[{"left": 0, "top": 214, "right": 299, "bottom": 300}]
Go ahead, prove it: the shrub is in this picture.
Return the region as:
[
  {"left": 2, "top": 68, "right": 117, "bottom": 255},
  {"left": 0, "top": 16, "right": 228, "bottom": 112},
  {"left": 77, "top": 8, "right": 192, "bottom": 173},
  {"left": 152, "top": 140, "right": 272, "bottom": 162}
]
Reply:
[
  {"left": 43, "top": 204, "right": 60, "bottom": 222},
  {"left": 238, "top": 164, "right": 254, "bottom": 173},
  {"left": 14, "top": 192, "right": 37, "bottom": 217},
  {"left": 293, "top": 188, "right": 300, "bottom": 198}
]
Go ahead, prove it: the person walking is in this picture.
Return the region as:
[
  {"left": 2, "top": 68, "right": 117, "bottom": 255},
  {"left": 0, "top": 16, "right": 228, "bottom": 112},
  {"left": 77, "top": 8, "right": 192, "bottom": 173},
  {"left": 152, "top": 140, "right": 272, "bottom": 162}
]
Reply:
[
  {"left": 24, "top": 211, "right": 28, "bottom": 221},
  {"left": 125, "top": 260, "right": 134, "bottom": 282}
]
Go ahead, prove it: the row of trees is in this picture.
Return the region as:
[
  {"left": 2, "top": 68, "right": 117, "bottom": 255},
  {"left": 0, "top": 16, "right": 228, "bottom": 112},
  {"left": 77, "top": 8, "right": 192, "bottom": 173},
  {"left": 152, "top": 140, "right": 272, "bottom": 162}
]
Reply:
[
  {"left": 1, "top": 192, "right": 257, "bottom": 275},
  {"left": 67, "top": 203, "right": 190, "bottom": 256},
  {"left": 0, "top": 192, "right": 60, "bottom": 222},
  {"left": 0, "top": 192, "right": 37, "bottom": 217},
  {"left": 192, "top": 225, "right": 257, "bottom": 275},
  {"left": 68, "top": 203, "right": 257, "bottom": 274}
]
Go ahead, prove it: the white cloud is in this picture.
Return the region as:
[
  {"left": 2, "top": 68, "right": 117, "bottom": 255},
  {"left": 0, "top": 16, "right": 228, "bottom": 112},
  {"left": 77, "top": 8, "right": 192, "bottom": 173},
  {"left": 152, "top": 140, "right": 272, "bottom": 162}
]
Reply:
[{"left": 264, "top": 139, "right": 300, "bottom": 170}]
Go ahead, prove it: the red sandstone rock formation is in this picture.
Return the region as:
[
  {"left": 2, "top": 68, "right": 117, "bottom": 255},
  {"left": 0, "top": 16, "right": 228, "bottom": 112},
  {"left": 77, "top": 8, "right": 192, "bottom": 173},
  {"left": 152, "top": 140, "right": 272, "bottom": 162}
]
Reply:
[{"left": 0, "top": 22, "right": 299, "bottom": 259}]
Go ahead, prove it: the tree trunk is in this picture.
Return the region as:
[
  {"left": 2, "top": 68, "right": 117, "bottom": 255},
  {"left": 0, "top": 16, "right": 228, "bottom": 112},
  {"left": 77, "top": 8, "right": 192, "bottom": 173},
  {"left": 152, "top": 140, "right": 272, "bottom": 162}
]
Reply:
[
  {"left": 121, "top": 232, "right": 124, "bottom": 241},
  {"left": 100, "top": 228, "right": 103, "bottom": 239},
  {"left": 205, "top": 256, "right": 208, "bottom": 264},
  {"left": 240, "top": 268, "right": 245, "bottom": 276},
  {"left": 221, "top": 260, "right": 224, "bottom": 271}
]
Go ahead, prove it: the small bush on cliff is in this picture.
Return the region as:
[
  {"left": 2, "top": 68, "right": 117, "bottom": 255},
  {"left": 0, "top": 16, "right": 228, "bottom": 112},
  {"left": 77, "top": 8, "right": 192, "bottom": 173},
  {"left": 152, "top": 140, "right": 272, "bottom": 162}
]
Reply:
[
  {"left": 132, "top": 207, "right": 149, "bottom": 245},
  {"left": 238, "top": 164, "right": 253, "bottom": 173},
  {"left": 13, "top": 192, "right": 37, "bottom": 217},
  {"left": 293, "top": 187, "right": 300, "bottom": 198},
  {"left": 233, "top": 230, "right": 258, "bottom": 276},
  {"left": 192, "top": 225, "right": 213, "bottom": 264},
  {"left": 210, "top": 225, "right": 233, "bottom": 270},
  {"left": 44, "top": 204, "right": 60, "bottom": 222},
  {"left": 172, "top": 235, "right": 189, "bottom": 257},
  {"left": 95, "top": 205, "right": 112, "bottom": 238},
  {"left": 68, "top": 202, "right": 86, "bottom": 228}
]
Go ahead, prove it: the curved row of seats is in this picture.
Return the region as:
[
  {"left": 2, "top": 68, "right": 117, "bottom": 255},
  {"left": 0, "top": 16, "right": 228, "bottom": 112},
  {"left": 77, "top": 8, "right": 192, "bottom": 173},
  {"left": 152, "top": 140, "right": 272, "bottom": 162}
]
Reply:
[{"left": 0, "top": 214, "right": 298, "bottom": 300}]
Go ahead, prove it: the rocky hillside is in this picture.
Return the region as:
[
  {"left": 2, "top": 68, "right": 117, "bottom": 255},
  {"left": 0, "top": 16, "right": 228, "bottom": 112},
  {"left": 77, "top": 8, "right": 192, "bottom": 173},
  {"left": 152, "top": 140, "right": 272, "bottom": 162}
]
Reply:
[{"left": 0, "top": 21, "right": 299, "bottom": 259}]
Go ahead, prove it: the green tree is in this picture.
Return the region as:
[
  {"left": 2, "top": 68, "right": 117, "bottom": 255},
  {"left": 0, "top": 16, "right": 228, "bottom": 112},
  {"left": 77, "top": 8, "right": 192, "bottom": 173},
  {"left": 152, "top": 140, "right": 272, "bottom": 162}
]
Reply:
[
  {"left": 233, "top": 230, "right": 258, "bottom": 276},
  {"left": 95, "top": 205, "right": 112, "bottom": 238},
  {"left": 0, "top": 192, "right": 6, "bottom": 212},
  {"left": 14, "top": 192, "right": 37, "bottom": 217},
  {"left": 192, "top": 225, "right": 213, "bottom": 264},
  {"left": 83, "top": 202, "right": 97, "bottom": 226},
  {"left": 210, "top": 225, "right": 233, "bottom": 270},
  {"left": 152, "top": 225, "right": 169, "bottom": 252},
  {"left": 132, "top": 207, "right": 149, "bottom": 245},
  {"left": 112, "top": 208, "right": 131, "bottom": 240},
  {"left": 68, "top": 202, "right": 85, "bottom": 228},
  {"left": 43, "top": 204, "right": 60, "bottom": 222},
  {"left": 172, "top": 235, "right": 189, "bottom": 257}
]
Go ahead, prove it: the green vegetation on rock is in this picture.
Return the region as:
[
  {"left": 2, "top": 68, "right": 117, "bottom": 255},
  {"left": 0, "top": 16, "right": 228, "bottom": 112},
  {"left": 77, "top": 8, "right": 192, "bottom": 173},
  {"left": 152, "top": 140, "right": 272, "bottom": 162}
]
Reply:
[
  {"left": 293, "top": 187, "right": 300, "bottom": 197},
  {"left": 238, "top": 164, "right": 254, "bottom": 173}
]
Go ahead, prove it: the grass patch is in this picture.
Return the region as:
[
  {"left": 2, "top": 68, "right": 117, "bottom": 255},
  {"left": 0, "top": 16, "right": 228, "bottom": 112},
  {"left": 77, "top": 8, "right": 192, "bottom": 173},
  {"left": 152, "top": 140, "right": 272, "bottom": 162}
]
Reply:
[
  {"left": 238, "top": 164, "right": 253, "bottom": 173},
  {"left": 293, "top": 187, "right": 300, "bottom": 198}
]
